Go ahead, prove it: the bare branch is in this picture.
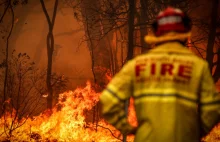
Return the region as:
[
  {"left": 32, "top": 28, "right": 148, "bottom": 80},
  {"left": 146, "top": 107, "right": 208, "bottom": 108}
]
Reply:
[
  {"left": 0, "top": 0, "right": 10, "bottom": 23},
  {"left": 97, "top": 124, "right": 123, "bottom": 141}
]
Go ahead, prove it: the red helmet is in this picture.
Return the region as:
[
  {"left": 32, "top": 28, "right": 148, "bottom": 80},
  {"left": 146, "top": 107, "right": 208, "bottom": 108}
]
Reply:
[
  {"left": 154, "top": 7, "right": 191, "bottom": 36},
  {"left": 145, "top": 7, "right": 192, "bottom": 43}
]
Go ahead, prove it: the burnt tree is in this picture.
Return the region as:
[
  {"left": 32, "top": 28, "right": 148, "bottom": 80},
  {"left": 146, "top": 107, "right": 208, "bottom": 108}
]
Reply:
[{"left": 40, "top": 0, "right": 59, "bottom": 109}]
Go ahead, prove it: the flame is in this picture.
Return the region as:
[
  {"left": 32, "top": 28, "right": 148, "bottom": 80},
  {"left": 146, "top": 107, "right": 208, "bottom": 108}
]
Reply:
[
  {"left": 128, "top": 98, "right": 138, "bottom": 127},
  {"left": 0, "top": 81, "right": 135, "bottom": 141},
  {"left": 3, "top": 80, "right": 219, "bottom": 141}
]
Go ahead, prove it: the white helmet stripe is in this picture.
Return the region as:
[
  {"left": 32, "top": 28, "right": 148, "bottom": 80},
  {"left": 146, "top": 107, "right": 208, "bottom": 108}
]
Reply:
[{"left": 158, "top": 16, "right": 182, "bottom": 25}]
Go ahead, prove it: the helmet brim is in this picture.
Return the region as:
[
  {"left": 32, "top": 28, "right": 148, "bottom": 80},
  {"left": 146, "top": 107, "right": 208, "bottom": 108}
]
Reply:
[{"left": 144, "top": 32, "right": 191, "bottom": 44}]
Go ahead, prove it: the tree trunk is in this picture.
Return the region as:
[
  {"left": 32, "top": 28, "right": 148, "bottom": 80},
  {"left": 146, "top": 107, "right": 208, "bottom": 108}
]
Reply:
[
  {"left": 40, "top": 0, "right": 59, "bottom": 109},
  {"left": 206, "top": 0, "right": 219, "bottom": 73},
  {"left": 127, "top": 0, "right": 135, "bottom": 61},
  {"left": 124, "top": 0, "right": 135, "bottom": 141},
  {"left": 2, "top": 0, "right": 14, "bottom": 116},
  {"left": 140, "top": 0, "right": 150, "bottom": 53}
]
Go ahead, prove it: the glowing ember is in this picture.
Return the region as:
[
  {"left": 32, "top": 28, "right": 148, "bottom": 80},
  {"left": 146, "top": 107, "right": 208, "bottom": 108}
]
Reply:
[{"left": 0, "top": 81, "right": 135, "bottom": 141}]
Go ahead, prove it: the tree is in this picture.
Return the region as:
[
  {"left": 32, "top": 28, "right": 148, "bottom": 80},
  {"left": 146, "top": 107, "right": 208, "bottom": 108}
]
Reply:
[
  {"left": 139, "top": 0, "right": 150, "bottom": 53},
  {"left": 40, "top": 0, "right": 59, "bottom": 109},
  {"left": 0, "top": 0, "right": 30, "bottom": 116},
  {"left": 1, "top": 0, "right": 14, "bottom": 116},
  {"left": 1, "top": 51, "right": 46, "bottom": 138},
  {"left": 79, "top": 0, "right": 124, "bottom": 87},
  {"left": 206, "top": 0, "right": 220, "bottom": 83},
  {"left": 189, "top": 0, "right": 220, "bottom": 83},
  {"left": 123, "top": 0, "right": 135, "bottom": 141}
]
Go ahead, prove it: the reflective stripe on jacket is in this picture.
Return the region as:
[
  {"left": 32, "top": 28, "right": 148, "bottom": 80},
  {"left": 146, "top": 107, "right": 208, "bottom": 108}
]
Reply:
[{"left": 100, "top": 42, "right": 220, "bottom": 142}]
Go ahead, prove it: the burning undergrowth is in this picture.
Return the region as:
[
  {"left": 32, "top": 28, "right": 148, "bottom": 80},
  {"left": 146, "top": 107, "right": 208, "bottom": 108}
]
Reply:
[
  {"left": 1, "top": 80, "right": 220, "bottom": 142},
  {"left": 0, "top": 81, "right": 135, "bottom": 142}
]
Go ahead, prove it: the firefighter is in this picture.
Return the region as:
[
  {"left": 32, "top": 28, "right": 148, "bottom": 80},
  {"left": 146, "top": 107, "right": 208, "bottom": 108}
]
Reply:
[{"left": 100, "top": 7, "right": 220, "bottom": 142}]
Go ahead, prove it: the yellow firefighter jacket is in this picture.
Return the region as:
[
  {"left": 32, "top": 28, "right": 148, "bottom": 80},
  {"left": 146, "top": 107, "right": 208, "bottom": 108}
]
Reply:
[{"left": 100, "top": 41, "right": 220, "bottom": 142}]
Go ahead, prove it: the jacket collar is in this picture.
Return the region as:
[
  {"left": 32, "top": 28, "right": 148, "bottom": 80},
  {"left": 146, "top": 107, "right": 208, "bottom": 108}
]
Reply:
[{"left": 149, "top": 41, "right": 193, "bottom": 54}]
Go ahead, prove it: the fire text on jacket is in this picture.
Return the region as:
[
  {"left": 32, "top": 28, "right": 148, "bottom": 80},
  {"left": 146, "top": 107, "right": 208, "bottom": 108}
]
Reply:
[{"left": 135, "top": 58, "right": 193, "bottom": 84}]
